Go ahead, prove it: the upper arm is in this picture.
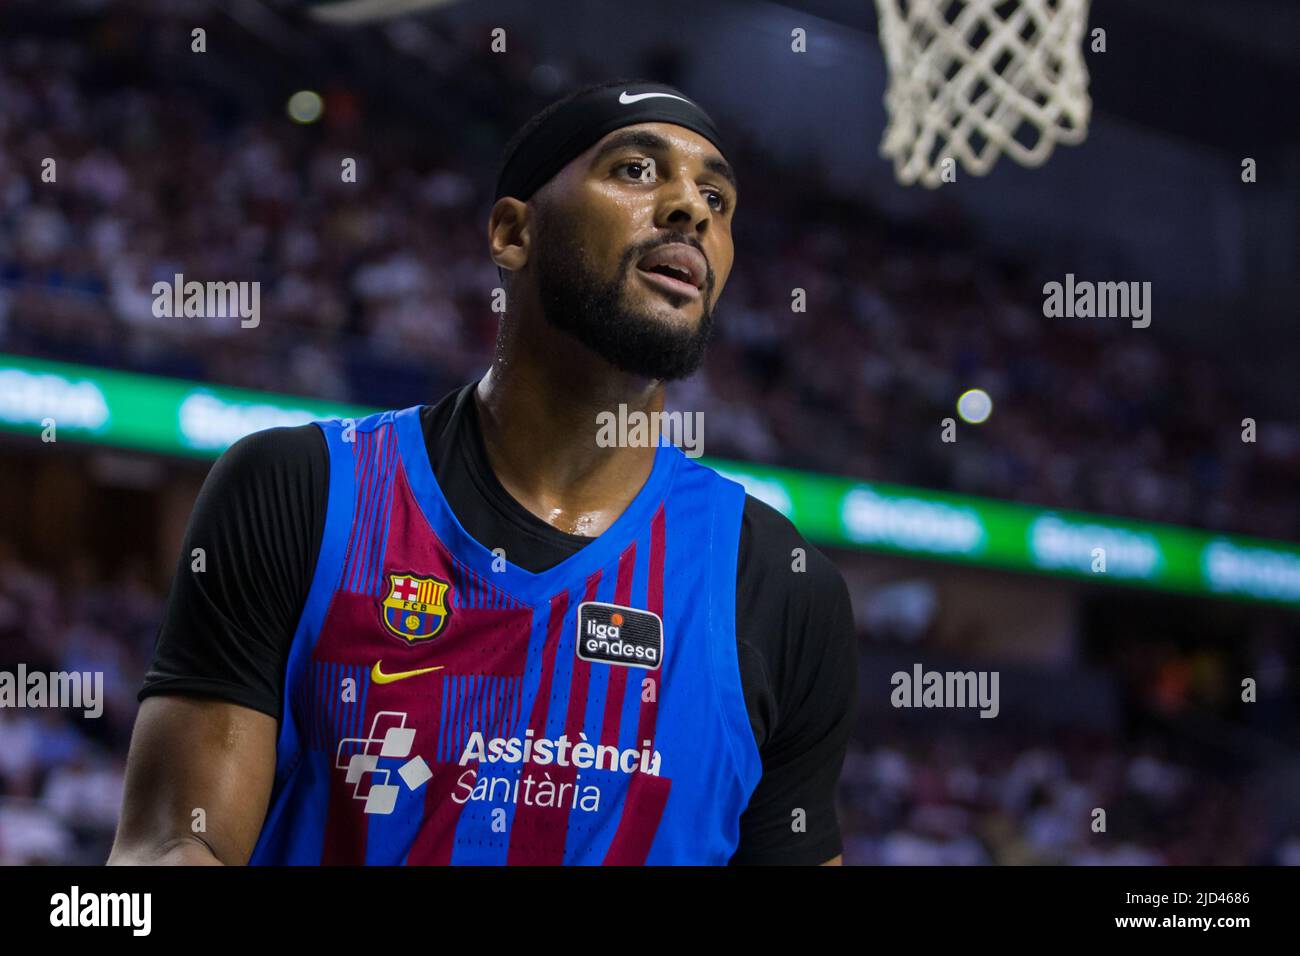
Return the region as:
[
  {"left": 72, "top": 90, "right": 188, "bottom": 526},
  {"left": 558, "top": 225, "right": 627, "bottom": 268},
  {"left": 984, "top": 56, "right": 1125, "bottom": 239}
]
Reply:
[
  {"left": 139, "top": 424, "right": 327, "bottom": 714},
  {"left": 110, "top": 695, "right": 277, "bottom": 865},
  {"left": 730, "top": 499, "right": 859, "bottom": 865},
  {"left": 116, "top": 424, "right": 326, "bottom": 863}
]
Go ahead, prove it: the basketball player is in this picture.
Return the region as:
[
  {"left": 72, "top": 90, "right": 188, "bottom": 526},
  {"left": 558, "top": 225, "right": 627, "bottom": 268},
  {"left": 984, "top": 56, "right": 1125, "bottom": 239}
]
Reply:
[{"left": 110, "top": 79, "right": 857, "bottom": 865}]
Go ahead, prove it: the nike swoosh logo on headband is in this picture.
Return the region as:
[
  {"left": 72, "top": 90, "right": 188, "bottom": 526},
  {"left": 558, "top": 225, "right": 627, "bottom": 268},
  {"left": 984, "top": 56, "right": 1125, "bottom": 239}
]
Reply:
[{"left": 619, "top": 91, "right": 694, "bottom": 106}]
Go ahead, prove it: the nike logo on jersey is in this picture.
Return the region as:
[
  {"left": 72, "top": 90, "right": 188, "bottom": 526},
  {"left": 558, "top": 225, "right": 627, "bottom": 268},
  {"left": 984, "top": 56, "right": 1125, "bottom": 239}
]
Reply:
[
  {"left": 371, "top": 661, "right": 444, "bottom": 684},
  {"left": 619, "top": 90, "right": 693, "bottom": 106}
]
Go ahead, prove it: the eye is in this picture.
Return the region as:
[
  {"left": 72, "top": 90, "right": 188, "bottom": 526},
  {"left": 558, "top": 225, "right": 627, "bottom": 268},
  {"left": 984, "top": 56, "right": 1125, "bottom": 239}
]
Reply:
[
  {"left": 616, "top": 159, "right": 656, "bottom": 183},
  {"left": 704, "top": 188, "right": 729, "bottom": 213}
]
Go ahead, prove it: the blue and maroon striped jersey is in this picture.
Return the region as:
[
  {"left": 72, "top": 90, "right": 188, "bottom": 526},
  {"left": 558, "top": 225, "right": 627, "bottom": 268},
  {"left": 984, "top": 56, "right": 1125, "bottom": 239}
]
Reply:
[{"left": 248, "top": 405, "right": 762, "bottom": 864}]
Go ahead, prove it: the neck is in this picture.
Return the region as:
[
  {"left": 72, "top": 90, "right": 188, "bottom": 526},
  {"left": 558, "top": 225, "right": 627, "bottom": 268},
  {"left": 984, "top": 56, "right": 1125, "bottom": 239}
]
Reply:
[{"left": 472, "top": 313, "right": 665, "bottom": 538}]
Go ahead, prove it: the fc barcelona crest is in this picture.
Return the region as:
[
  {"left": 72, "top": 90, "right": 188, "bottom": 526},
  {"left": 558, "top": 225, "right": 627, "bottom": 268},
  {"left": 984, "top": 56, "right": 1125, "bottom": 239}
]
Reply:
[{"left": 380, "top": 572, "right": 451, "bottom": 643}]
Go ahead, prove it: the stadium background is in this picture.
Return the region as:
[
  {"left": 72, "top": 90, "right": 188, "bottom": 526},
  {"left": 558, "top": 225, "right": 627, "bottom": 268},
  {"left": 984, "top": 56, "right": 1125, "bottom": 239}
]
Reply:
[{"left": 1, "top": 0, "right": 1298, "bottom": 864}]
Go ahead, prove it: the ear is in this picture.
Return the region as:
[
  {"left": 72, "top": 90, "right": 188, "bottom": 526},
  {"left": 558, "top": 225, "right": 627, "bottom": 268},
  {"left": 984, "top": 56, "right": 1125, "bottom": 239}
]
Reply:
[{"left": 488, "top": 197, "right": 532, "bottom": 277}]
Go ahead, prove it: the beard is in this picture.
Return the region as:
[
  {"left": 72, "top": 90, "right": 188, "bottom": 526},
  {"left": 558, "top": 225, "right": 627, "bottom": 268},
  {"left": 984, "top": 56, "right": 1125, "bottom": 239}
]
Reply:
[{"left": 532, "top": 205, "right": 716, "bottom": 382}]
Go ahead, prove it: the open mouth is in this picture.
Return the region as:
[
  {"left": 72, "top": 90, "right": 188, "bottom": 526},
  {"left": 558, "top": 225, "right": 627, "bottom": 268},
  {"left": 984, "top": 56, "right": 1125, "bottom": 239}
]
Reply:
[
  {"left": 633, "top": 243, "right": 707, "bottom": 301},
  {"left": 636, "top": 263, "right": 702, "bottom": 299},
  {"left": 634, "top": 239, "right": 707, "bottom": 299}
]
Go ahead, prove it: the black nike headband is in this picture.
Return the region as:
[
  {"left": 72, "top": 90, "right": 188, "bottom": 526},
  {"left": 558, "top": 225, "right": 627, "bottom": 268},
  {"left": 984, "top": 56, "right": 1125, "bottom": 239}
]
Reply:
[{"left": 494, "top": 82, "right": 727, "bottom": 204}]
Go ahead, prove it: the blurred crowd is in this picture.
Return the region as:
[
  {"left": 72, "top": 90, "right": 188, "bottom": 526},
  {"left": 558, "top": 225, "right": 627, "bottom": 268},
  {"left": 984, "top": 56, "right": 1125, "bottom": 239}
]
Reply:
[
  {"left": 2, "top": 13, "right": 1299, "bottom": 542},
  {"left": 0, "top": 540, "right": 157, "bottom": 864},
  {"left": 840, "top": 727, "right": 1293, "bottom": 866}
]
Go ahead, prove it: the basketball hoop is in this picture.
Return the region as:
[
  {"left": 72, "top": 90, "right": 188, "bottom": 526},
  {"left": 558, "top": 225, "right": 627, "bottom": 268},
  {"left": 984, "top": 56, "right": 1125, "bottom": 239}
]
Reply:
[{"left": 874, "top": 0, "right": 1092, "bottom": 188}]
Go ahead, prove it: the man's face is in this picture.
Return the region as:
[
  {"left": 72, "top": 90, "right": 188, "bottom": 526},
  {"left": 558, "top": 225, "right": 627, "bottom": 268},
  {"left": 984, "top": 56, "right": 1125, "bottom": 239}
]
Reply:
[{"left": 529, "top": 122, "right": 737, "bottom": 381}]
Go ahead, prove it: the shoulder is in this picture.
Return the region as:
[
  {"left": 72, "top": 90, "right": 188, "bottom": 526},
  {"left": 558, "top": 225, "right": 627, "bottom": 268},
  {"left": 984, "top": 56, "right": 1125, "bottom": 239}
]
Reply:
[
  {"left": 190, "top": 423, "right": 331, "bottom": 538},
  {"left": 209, "top": 422, "right": 328, "bottom": 485},
  {"left": 738, "top": 493, "right": 850, "bottom": 609},
  {"left": 690, "top": 459, "right": 846, "bottom": 602},
  {"left": 734, "top": 492, "right": 856, "bottom": 737}
]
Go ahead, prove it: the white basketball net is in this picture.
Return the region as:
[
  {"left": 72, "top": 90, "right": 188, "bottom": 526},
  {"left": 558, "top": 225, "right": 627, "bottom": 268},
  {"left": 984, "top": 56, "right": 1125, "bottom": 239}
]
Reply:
[{"left": 874, "top": 0, "right": 1092, "bottom": 187}]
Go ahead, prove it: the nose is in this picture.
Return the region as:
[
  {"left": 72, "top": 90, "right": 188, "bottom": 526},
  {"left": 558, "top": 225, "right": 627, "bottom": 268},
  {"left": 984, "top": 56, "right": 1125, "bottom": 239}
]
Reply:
[{"left": 655, "top": 174, "right": 713, "bottom": 234}]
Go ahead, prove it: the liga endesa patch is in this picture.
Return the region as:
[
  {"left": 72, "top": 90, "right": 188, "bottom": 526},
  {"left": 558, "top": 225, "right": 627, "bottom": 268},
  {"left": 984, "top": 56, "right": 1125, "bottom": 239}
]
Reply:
[{"left": 576, "top": 602, "right": 663, "bottom": 670}]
